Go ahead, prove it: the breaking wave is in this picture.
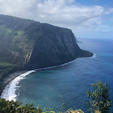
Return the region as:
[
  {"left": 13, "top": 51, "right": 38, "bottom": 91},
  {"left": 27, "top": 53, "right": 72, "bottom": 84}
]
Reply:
[{"left": 1, "top": 70, "right": 35, "bottom": 101}]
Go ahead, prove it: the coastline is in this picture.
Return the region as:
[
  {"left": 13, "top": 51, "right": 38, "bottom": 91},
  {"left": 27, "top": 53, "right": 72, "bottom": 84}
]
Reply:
[
  {"left": 1, "top": 70, "right": 36, "bottom": 101},
  {"left": 0, "top": 52, "right": 94, "bottom": 100},
  {"left": 0, "top": 71, "right": 26, "bottom": 95},
  {"left": 0, "top": 59, "right": 78, "bottom": 97}
]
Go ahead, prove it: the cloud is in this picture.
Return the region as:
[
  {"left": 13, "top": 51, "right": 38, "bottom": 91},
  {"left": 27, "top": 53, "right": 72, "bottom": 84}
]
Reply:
[
  {"left": 105, "top": 8, "right": 113, "bottom": 14},
  {"left": 0, "top": 0, "right": 112, "bottom": 38}
]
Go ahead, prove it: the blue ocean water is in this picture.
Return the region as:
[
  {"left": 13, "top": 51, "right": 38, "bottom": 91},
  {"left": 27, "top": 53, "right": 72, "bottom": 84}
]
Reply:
[{"left": 16, "top": 38, "right": 113, "bottom": 112}]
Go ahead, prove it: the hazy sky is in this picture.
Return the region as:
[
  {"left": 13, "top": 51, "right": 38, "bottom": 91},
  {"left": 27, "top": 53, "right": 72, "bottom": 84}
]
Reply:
[{"left": 0, "top": 0, "right": 113, "bottom": 39}]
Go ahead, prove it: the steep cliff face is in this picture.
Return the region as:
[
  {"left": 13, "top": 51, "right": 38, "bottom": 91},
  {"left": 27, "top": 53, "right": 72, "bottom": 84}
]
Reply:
[{"left": 0, "top": 14, "right": 93, "bottom": 71}]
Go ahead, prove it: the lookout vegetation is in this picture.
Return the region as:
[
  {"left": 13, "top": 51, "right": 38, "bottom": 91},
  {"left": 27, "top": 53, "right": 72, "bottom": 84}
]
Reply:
[{"left": 0, "top": 82, "right": 112, "bottom": 113}]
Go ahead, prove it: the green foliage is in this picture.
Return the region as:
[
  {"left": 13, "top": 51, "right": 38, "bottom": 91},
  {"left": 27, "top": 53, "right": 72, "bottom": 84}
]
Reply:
[
  {"left": 0, "top": 99, "right": 85, "bottom": 113},
  {"left": 0, "top": 99, "right": 42, "bottom": 113},
  {"left": 0, "top": 25, "right": 34, "bottom": 81},
  {"left": 0, "top": 62, "right": 17, "bottom": 68},
  {"left": 0, "top": 62, "right": 19, "bottom": 80},
  {"left": 87, "top": 82, "right": 111, "bottom": 113},
  {"left": 0, "top": 25, "right": 34, "bottom": 66}
]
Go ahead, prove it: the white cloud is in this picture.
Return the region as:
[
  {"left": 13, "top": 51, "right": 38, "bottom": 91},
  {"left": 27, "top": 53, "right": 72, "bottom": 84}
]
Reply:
[
  {"left": 105, "top": 8, "right": 113, "bottom": 14},
  {"left": 0, "top": 0, "right": 112, "bottom": 38},
  {"left": 94, "top": 25, "right": 113, "bottom": 32}
]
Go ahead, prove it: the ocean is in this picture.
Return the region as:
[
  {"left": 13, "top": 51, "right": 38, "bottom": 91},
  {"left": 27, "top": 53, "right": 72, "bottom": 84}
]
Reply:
[{"left": 1, "top": 38, "right": 113, "bottom": 112}]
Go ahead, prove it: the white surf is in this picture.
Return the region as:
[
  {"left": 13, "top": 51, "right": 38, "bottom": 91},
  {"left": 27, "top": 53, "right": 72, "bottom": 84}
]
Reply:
[
  {"left": 1, "top": 70, "right": 35, "bottom": 101},
  {"left": 91, "top": 53, "right": 96, "bottom": 58}
]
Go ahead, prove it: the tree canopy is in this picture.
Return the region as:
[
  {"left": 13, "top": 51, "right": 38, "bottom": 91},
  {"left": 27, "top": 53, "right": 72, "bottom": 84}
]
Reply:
[{"left": 87, "top": 82, "right": 111, "bottom": 113}]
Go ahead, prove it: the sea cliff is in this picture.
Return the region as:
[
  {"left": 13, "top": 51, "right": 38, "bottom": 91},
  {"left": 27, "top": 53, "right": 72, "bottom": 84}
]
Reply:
[{"left": 0, "top": 14, "right": 93, "bottom": 93}]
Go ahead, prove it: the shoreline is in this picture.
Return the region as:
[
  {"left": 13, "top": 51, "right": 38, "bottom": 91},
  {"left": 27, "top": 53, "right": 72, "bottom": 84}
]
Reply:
[
  {"left": 0, "top": 59, "right": 77, "bottom": 97},
  {"left": 0, "top": 71, "right": 26, "bottom": 96},
  {"left": 0, "top": 53, "right": 95, "bottom": 99},
  {"left": 1, "top": 70, "right": 36, "bottom": 101}
]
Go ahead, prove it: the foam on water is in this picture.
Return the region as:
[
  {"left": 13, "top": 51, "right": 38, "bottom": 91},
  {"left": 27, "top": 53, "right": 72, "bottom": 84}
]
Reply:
[
  {"left": 91, "top": 53, "right": 96, "bottom": 58},
  {"left": 1, "top": 70, "right": 35, "bottom": 101}
]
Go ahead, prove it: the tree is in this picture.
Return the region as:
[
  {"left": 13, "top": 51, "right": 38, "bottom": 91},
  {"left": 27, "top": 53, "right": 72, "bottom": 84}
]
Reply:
[
  {"left": 0, "top": 99, "right": 42, "bottom": 113},
  {"left": 87, "top": 82, "right": 111, "bottom": 113}
]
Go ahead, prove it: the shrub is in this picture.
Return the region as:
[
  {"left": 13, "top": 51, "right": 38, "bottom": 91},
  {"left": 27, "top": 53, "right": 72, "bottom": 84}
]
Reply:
[{"left": 87, "top": 82, "right": 111, "bottom": 113}]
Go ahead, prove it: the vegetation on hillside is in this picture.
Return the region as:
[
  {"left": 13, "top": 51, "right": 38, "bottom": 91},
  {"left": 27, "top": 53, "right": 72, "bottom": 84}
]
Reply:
[
  {"left": 0, "top": 62, "right": 19, "bottom": 84},
  {"left": 0, "top": 99, "right": 42, "bottom": 113},
  {"left": 0, "top": 25, "right": 34, "bottom": 65},
  {"left": 0, "top": 98, "right": 84, "bottom": 113},
  {"left": 0, "top": 82, "right": 112, "bottom": 113},
  {"left": 0, "top": 25, "right": 34, "bottom": 80},
  {"left": 87, "top": 82, "right": 111, "bottom": 113}
]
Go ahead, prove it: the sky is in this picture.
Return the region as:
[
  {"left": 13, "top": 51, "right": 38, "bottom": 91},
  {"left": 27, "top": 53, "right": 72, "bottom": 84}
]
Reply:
[{"left": 0, "top": 0, "right": 113, "bottom": 39}]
